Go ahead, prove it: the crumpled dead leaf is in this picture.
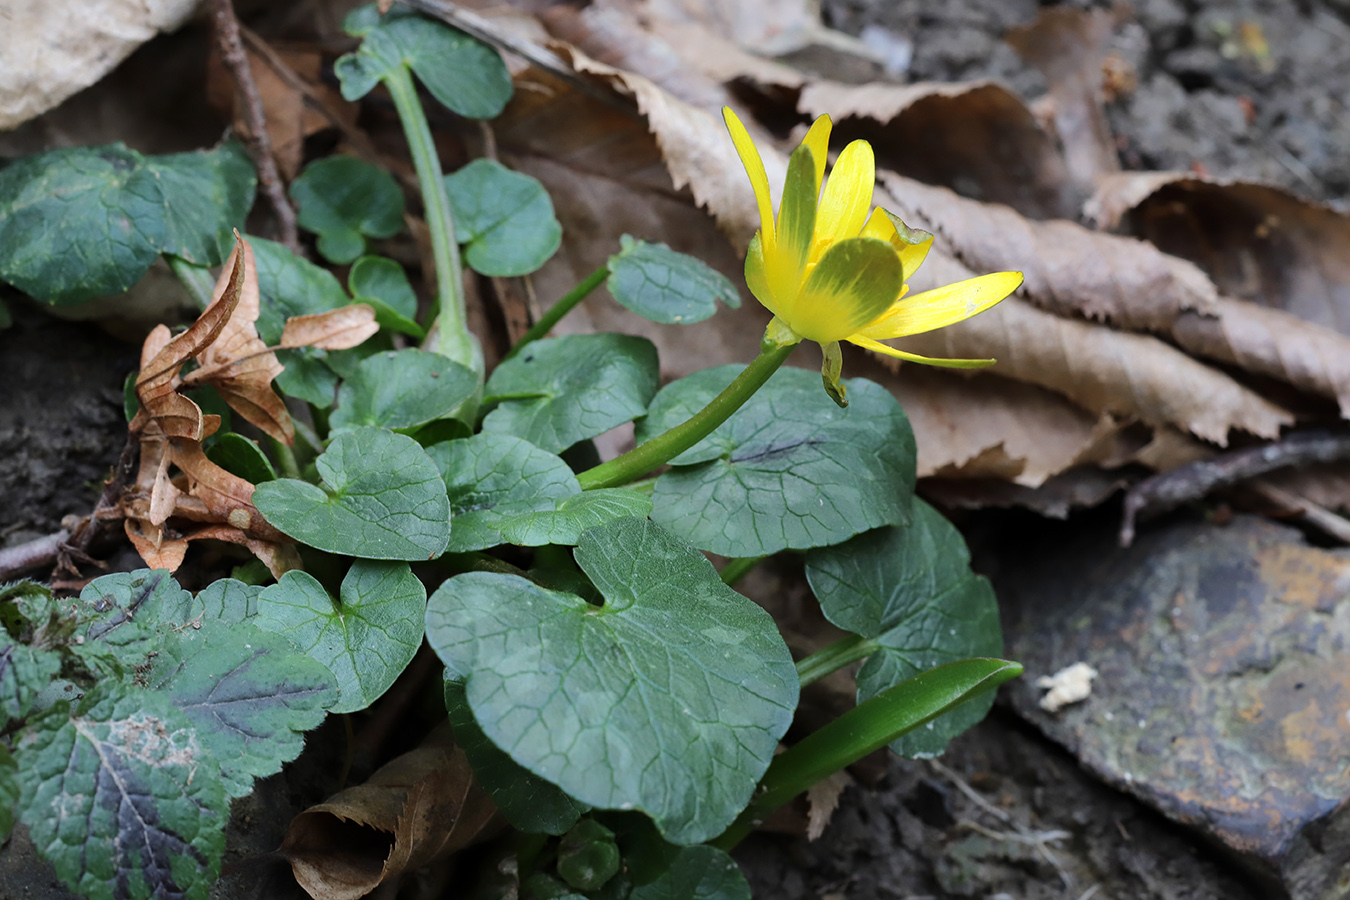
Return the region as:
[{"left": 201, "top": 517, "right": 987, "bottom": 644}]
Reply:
[{"left": 281, "top": 724, "right": 501, "bottom": 900}]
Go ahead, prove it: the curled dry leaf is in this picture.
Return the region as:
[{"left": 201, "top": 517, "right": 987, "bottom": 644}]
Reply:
[
  {"left": 279, "top": 305, "right": 379, "bottom": 350},
  {"left": 281, "top": 723, "right": 500, "bottom": 900}
]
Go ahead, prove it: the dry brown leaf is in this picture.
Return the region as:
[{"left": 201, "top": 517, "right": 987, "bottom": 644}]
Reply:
[
  {"left": 885, "top": 250, "right": 1292, "bottom": 445},
  {"left": 805, "top": 770, "right": 854, "bottom": 842},
  {"left": 281, "top": 724, "right": 500, "bottom": 900},
  {"left": 922, "top": 467, "right": 1131, "bottom": 519},
  {"left": 1006, "top": 5, "right": 1123, "bottom": 190},
  {"left": 279, "top": 305, "right": 380, "bottom": 350},
  {"left": 800, "top": 80, "right": 1076, "bottom": 220},
  {"left": 878, "top": 172, "right": 1218, "bottom": 332}
]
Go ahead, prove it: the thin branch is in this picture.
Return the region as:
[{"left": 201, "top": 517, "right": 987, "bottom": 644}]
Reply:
[
  {"left": 1119, "top": 429, "right": 1350, "bottom": 546},
  {"left": 0, "top": 531, "right": 68, "bottom": 581},
  {"left": 211, "top": 0, "right": 300, "bottom": 252}
]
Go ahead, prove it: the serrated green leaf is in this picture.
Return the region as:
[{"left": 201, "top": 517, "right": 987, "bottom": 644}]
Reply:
[
  {"left": 806, "top": 501, "right": 1003, "bottom": 757},
  {"left": 0, "top": 630, "right": 62, "bottom": 728},
  {"left": 15, "top": 684, "right": 226, "bottom": 900},
  {"left": 291, "top": 157, "right": 404, "bottom": 263},
  {"left": 147, "top": 142, "right": 256, "bottom": 266},
  {"left": 0, "top": 578, "right": 53, "bottom": 635},
  {"left": 607, "top": 236, "right": 741, "bottom": 325},
  {"left": 75, "top": 569, "right": 200, "bottom": 669},
  {"left": 445, "top": 676, "right": 586, "bottom": 834},
  {"left": 148, "top": 619, "right": 337, "bottom": 797},
  {"left": 206, "top": 432, "right": 277, "bottom": 484},
  {"left": 249, "top": 235, "right": 351, "bottom": 343},
  {"left": 482, "top": 334, "right": 659, "bottom": 453},
  {"left": 425, "top": 517, "right": 797, "bottom": 844},
  {"left": 196, "top": 578, "right": 261, "bottom": 623},
  {"left": 638, "top": 366, "right": 915, "bottom": 556},
  {"left": 254, "top": 427, "right": 451, "bottom": 560},
  {"left": 330, "top": 349, "right": 478, "bottom": 433},
  {"left": 256, "top": 560, "right": 425, "bottom": 714},
  {"left": 336, "top": 4, "right": 512, "bottom": 118},
  {"left": 630, "top": 845, "right": 750, "bottom": 900},
  {"left": 445, "top": 158, "right": 561, "bottom": 276},
  {"left": 0, "top": 144, "right": 164, "bottom": 305}
]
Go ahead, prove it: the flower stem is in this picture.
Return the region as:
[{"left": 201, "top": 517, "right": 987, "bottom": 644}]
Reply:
[
  {"left": 384, "top": 66, "right": 482, "bottom": 379},
  {"left": 577, "top": 335, "right": 798, "bottom": 491},
  {"left": 503, "top": 264, "right": 608, "bottom": 362},
  {"left": 795, "top": 634, "right": 879, "bottom": 687}
]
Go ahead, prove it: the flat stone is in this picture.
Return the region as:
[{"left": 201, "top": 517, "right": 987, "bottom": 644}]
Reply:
[{"left": 990, "top": 514, "right": 1350, "bottom": 900}]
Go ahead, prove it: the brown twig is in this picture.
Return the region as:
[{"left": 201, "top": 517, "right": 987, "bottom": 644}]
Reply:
[
  {"left": 211, "top": 0, "right": 300, "bottom": 253},
  {"left": 1119, "top": 429, "right": 1350, "bottom": 546},
  {"left": 0, "top": 531, "right": 69, "bottom": 581}
]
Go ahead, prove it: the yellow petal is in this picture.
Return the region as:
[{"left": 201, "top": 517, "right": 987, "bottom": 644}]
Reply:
[
  {"left": 722, "top": 107, "right": 776, "bottom": 252},
  {"left": 773, "top": 144, "right": 818, "bottom": 303},
  {"left": 814, "top": 140, "right": 874, "bottom": 255},
  {"left": 744, "top": 233, "right": 778, "bottom": 316},
  {"left": 801, "top": 115, "right": 831, "bottom": 197},
  {"left": 859, "top": 270, "right": 1023, "bottom": 339},
  {"left": 790, "top": 237, "right": 901, "bottom": 344},
  {"left": 861, "top": 209, "right": 933, "bottom": 281},
  {"left": 846, "top": 334, "right": 997, "bottom": 368}
]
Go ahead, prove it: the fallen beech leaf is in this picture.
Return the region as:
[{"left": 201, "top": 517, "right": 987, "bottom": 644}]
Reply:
[
  {"left": 281, "top": 723, "right": 500, "bottom": 900},
  {"left": 805, "top": 770, "right": 853, "bottom": 842},
  {"left": 279, "top": 304, "right": 380, "bottom": 350},
  {"left": 878, "top": 172, "right": 1218, "bottom": 332},
  {"left": 884, "top": 250, "right": 1292, "bottom": 445}
]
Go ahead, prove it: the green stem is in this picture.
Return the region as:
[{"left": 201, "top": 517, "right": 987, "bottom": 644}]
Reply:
[
  {"left": 795, "top": 634, "right": 879, "bottom": 687},
  {"left": 384, "top": 66, "right": 482, "bottom": 379},
  {"left": 268, "top": 436, "right": 301, "bottom": 480},
  {"left": 167, "top": 255, "right": 216, "bottom": 311},
  {"left": 577, "top": 336, "right": 798, "bottom": 490},
  {"left": 719, "top": 556, "right": 765, "bottom": 587},
  {"left": 503, "top": 264, "right": 608, "bottom": 362}
]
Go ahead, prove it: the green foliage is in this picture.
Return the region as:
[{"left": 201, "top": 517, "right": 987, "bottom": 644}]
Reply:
[
  {"left": 0, "top": 142, "right": 253, "bottom": 304},
  {"left": 253, "top": 427, "right": 451, "bottom": 560},
  {"left": 607, "top": 236, "right": 741, "bottom": 324},
  {"left": 445, "top": 158, "right": 562, "bottom": 276},
  {"left": 336, "top": 3, "right": 512, "bottom": 118},
  {"left": 806, "top": 501, "right": 1004, "bottom": 757},
  {"left": 291, "top": 155, "right": 405, "bottom": 263},
  {"left": 249, "top": 235, "right": 351, "bottom": 341},
  {"left": 638, "top": 366, "right": 915, "bottom": 556},
  {"left": 0, "top": 631, "right": 61, "bottom": 728},
  {"left": 482, "top": 333, "right": 660, "bottom": 453},
  {"left": 425, "top": 518, "right": 798, "bottom": 844},
  {"left": 349, "top": 255, "right": 425, "bottom": 338},
  {"left": 558, "top": 819, "right": 622, "bottom": 891},
  {"left": 206, "top": 433, "right": 277, "bottom": 484},
  {"left": 629, "top": 845, "right": 750, "bottom": 900},
  {"left": 330, "top": 349, "right": 478, "bottom": 433}
]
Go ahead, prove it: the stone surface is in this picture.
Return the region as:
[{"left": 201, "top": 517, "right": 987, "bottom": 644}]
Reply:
[{"left": 991, "top": 513, "right": 1350, "bottom": 900}]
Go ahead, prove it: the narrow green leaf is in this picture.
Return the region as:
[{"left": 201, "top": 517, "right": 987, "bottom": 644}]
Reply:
[
  {"left": 15, "top": 684, "right": 227, "bottom": 900},
  {"left": 256, "top": 561, "right": 425, "bottom": 714},
  {"left": 482, "top": 333, "right": 659, "bottom": 453},
  {"left": 291, "top": 156, "right": 404, "bottom": 264},
  {"left": 445, "top": 158, "right": 561, "bottom": 276},
  {"left": 253, "top": 427, "right": 451, "bottom": 560},
  {"left": 607, "top": 236, "right": 741, "bottom": 325},
  {"left": 146, "top": 142, "right": 256, "bottom": 266},
  {"left": 639, "top": 366, "right": 915, "bottom": 556},
  {"left": 425, "top": 517, "right": 798, "bottom": 844},
  {"left": 629, "top": 845, "right": 750, "bottom": 900},
  {"left": 330, "top": 349, "right": 478, "bottom": 434},
  {"left": 0, "top": 144, "right": 164, "bottom": 304}
]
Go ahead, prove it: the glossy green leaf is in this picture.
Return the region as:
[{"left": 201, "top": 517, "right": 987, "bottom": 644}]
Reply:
[
  {"left": 806, "top": 500, "right": 1003, "bottom": 757},
  {"left": 607, "top": 236, "right": 741, "bottom": 325},
  {"left": 276, "top": 348, "right": 340, "bottom": 407},
  {"left": 148, "top": 619, "right": 337, "bottom": 797},
  {"left": 638, "top": 366, "right": 915, "bottom": 556},
  {"left": 425, "top": 517, "right": 797, "bottom": 844},
  {"left": 14, "top": 683, "right": 226, "bottom": 900},
  {"left": 330, "top": 349, "right": 477, "bottom": 434},
  {"left": 206, "top": 432, "right": 277, "bottom": 484},
  {"left": 291, "top": 156, "right": 404, "bottom": 263},
  {"left": 499, "top": 490, "right": 653, "bottom": 547},
  {"left": 256, "top": 560, "right": 425, "bottom": 714},
  {"left": 336, "top": 4, "right": 512, "bottom": 119},
  {"left": 482, "top": 333, "right": 659, "bottom": 453},
  {"left": 249, "top": 235, "right": 351, "bottom": 343},
  {"left": 253, "top": 427, "right": 451, "bottom": 560},
  {"left": 0, "top": 630, "right": 61, "bottom": 728},
  {"left": 0, "top": 144, "right": 164, "bottom": 304},
  {"left": 349, "top": 255, "right": 425, "bottom": 337},
  {"left": 444, "top": 677, "right": 586, "bottom": 834},
  {"left": 629, "top": 845, "right": 750, "bottom": 900},
  {"left": 147, "top": 142, "right": 256, "bottom": 266},
  {"left": 445, "top": 158, "right": 561, "bottom": 276}
]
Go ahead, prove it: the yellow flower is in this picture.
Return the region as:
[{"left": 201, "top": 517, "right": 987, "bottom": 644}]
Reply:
[{"left": 722, "top": 107, "right": 1023, "bottom": 402}]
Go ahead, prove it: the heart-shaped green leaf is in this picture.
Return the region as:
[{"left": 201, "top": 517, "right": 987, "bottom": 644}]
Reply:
[
  {"left": 291, "top": 156, "right": 404, "bottom": 263},
  {"left": 249, "top": 235, "right": 351, "bottom": 343},
  {"left": 330, "top": 349, "right": 477, "bottom": 434},
  {"left": 425, "top": 517, "right": 798, "bottom": 844},
  {"left": 256, "top": 560, "right": 425, "bottom": 714},
  {"left": 638, "top": 366, "right": 915, "bottom": 556},
  {"left": 148, "top": 142, "right": 256, "bottom": 266},
  {"left": 482, "top": 334, "right": 659, "bottom": 453},
  {"left": 349, "top": 255, "right": 425, "bottom": 337},
  {"left": 445, "top": 158, "right": 561, "bottom": 276},
  {"left": 253, "top": 427, "right": 451, "bottom": 560},
  {"left": 607, "top": 236, "right": 741, "bottom": 325}
]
